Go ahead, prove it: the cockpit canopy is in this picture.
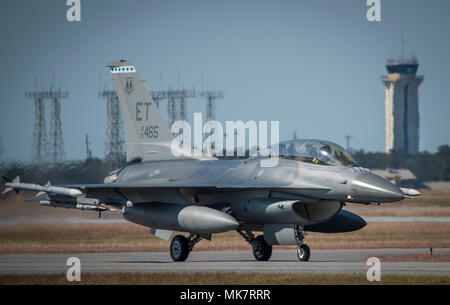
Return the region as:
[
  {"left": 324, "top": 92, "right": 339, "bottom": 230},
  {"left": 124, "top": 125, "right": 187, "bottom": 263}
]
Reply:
[{"left": 267, "top": 139, "right": 357, "bottom": 167}]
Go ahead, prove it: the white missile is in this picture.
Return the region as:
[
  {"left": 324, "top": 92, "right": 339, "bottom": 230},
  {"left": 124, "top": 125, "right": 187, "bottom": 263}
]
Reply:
[{"left": 4, "top": 182, "right": 83, "bottom": 197}]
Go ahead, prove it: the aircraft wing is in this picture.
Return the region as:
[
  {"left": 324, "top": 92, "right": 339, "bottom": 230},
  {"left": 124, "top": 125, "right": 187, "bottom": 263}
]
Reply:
[
  {"left": 3, "top": 176, "right": 329, "bottom": 208},
  {"left": 60, "top": 180, "right": 330, "bottom": 207},
  {"left": 2, "top": 177, "right": 115, "bottom": 214},
  {"left": 61, "top": 181, "right": 330, "bottom": 191}
]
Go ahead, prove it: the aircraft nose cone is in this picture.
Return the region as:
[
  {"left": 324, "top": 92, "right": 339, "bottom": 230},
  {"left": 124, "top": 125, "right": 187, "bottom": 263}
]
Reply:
[{"left": 351, "top": 172, "right": 405, "bottom": 203}]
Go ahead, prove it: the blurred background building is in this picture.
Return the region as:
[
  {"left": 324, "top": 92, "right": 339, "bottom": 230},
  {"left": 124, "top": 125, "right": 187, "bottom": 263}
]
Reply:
[{"left": 382, "top": 45, "right": 424, "bottom": 155}]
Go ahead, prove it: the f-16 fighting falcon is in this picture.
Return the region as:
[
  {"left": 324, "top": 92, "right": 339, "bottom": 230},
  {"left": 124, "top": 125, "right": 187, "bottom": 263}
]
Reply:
[{"left": 2, "top": 60, "right": 421, "bottom": 262}]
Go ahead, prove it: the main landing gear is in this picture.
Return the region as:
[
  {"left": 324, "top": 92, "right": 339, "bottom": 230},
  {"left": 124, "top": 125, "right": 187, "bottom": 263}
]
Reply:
[
  {"left": 238, "top": 226, "right": 310, "bottom": 262},
  {"left": 170, "top": 233, "right": 207, "bottom": 262},
  {"left": 170, "top": 225, "right": 311, "bottom": 262},
  {"left": 237, "top": 229, "right": 272, "bottom": 261},
  {"left": 294, "top": 224, "right": 310, "bottom": 261}
]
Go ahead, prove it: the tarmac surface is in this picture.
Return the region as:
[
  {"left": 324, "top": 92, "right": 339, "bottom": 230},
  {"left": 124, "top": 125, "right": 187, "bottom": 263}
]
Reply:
[{"left": 0, "top": 248, "right": 449, "bottom": 275}]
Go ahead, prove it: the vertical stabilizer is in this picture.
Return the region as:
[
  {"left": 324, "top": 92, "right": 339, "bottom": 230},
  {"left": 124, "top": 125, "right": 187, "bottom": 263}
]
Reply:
[{"left": 107, "top": 60, "right": 177, "bottom": 162}]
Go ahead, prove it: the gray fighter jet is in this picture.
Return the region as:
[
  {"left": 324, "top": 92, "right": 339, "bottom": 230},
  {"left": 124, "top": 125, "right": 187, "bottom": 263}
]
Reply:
[{"left": 3, "top": 60, "right": 421, "bottom": 262}]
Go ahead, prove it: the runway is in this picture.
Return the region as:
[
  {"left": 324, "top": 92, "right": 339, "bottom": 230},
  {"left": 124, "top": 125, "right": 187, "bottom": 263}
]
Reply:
[{"left": 0, "top": 248, "right": 449, "bottom": 276}]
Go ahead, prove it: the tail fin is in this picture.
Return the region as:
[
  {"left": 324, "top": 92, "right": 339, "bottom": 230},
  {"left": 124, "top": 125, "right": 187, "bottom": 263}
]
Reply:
[
  {"left": 1, "top": 176, "right": 20, "bottom": 195},
  {"left": 107, "top": 60, "right": 175, "bottom": 162}
]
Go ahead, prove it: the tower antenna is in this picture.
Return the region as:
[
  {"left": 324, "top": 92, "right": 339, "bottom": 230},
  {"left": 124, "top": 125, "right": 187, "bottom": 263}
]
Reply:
[
  {"left": 401, "top": 36, "right": 404, "bottom": 59},
  {"left": 344, "top": 135, "right": 353, "bottom": 152}
]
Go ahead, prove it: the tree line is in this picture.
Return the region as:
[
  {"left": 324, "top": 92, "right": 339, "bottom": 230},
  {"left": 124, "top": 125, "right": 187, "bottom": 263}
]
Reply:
[
  {"left": 352, "top": 145, "right": 450, "bottom": 181},
  {"left": 0, "top": 145, "right": 448, "bottom": 185}
]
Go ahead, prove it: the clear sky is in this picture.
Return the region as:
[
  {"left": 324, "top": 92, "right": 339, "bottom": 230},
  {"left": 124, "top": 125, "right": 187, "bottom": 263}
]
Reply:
[{"left": 0, "top": 0, "right": 449, "bottom": 162}]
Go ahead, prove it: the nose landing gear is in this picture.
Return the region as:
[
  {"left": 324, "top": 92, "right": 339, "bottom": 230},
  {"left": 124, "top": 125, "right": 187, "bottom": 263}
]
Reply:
[{"left": 294, "top": 224, "right": 310, "bottom": 261}]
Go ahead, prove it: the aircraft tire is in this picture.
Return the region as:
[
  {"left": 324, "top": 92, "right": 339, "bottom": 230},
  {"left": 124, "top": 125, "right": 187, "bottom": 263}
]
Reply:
[
  {"left": 252, "top": 235, "right": 272, "bottom": 261},
  {"left": 170, "top": 235, "right": 190, "bottom": 262},
  {"left": 297, "top": 244, "right": 310, "bottom": 261}
]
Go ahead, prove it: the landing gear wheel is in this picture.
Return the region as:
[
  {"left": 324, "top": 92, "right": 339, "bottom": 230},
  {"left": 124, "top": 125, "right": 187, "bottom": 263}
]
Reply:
[
  {"left": 252, "top": 235, "right": 272, "bottom": 261},
  {"left": 170, "top": 235, "right": 190, "bottom": 262},
  {"left": 297, "top": 244, "right": 310, "bottom": 261}
]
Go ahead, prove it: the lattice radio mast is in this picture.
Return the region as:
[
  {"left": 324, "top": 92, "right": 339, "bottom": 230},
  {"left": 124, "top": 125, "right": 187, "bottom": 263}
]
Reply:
[
  {"left": 99, "top": 90, "right": 125, "bottom": 169},
  {"left": 200, "top": 90, "right": 223, "bottom": 122},
  {"left": 26, "top": 77, "right": 68, "bottom": 163}
]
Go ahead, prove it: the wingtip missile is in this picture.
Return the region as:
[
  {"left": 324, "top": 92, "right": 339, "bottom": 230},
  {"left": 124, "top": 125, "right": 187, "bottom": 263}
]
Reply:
[{"left": 3, "top": 180, "right": 83, "bottom": 197}]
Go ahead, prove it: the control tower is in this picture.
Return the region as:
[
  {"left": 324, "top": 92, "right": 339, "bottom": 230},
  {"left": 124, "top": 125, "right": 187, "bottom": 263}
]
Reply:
[{"left": 381, "top": 56, "right": 423, "bottom": 155}]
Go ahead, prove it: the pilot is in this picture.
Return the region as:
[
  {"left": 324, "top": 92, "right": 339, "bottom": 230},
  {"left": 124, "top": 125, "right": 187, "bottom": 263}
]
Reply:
[{"left": 302, "top": 143, "right": 320, "bottom": 164}]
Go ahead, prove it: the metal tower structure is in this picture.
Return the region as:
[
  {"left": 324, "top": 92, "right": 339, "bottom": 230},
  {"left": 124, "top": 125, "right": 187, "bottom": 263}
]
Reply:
[
  {"left": 200, "top": 90, "right": 223, "bottom": 122},
  {"left": 49, "top": 86, "right": 66, "bottom": 162},
  {"left": 167, "top": 91, "right": 177, "bottom": 127},
  {"left": 173, "top": 89, "right": 195, "bottom": 122},
  {"left": 85, "top": 134, "right": 92, "bottom": 160},
  {"left": 152, "top": 89, "right": 195, "bottom": 128},
  {"left": 344, "top": 135, "right": 353, "bottom": 152},
  {"left": 178, "top": 91, "right": 187, "bottom": 121},
  {"left": 26, "top": 78, "right": 68, "bottom": 163},
  {"left": 199, "top": 90, "right": 223, "bottom": 153},
  {"left": 150, "top": 91, "right": 168, "bottom": 109},
  {"left": 99, "top": 90, "right": 125, "bottom": 169}
]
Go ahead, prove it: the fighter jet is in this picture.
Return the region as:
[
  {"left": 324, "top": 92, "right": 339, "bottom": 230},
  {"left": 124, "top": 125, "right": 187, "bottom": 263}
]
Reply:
[{"left": 2, "top": 60, "right": 421, "bottom": 262}]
